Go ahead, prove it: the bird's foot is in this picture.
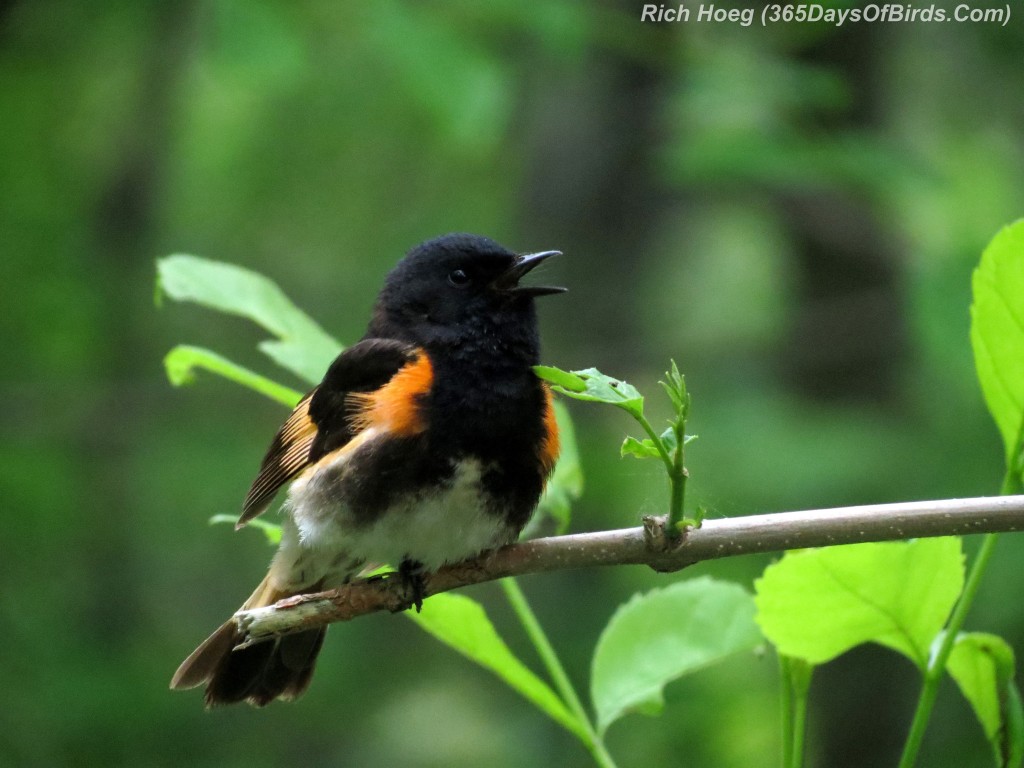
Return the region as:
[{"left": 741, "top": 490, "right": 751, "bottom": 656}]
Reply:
[{"left": 397, "top": 558, "right": 427, "bottom": 613}]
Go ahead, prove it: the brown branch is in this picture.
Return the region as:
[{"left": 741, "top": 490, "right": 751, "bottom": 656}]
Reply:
[{"left": 234, "top": 494, "right": 1024, "bottom": 647}]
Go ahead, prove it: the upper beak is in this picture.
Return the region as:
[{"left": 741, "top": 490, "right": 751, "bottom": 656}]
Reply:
[{"left": 494, "top": 250, "right": 567, "bottom": 297}]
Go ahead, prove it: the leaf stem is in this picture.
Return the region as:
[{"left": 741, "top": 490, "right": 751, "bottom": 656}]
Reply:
[
  {"left": 635, "top": 413, "right": 688, "bottom": 535},
  {"left": 899, "top": 462, "right": 1022, "bottom": 768},
  {"left": 898, "top": 532, "right": 999, "bottom": 767},
  {"left": 791, "top": 671, "right": 809, "bottom": 768},
  {"left": 780, "top": 655, "right": 794, "bottom": 768},
  {"left": 635, "top": 412, "right": 675, "bottom": 476},
  {"left": 779, "top": 655, "right": 811, "bottom": 768},
  {"left": 668, "top": 422, "right": 687, "bottom": 533},
  {"left": 500, "top": 578, "right": 618, "bottom": 768}
]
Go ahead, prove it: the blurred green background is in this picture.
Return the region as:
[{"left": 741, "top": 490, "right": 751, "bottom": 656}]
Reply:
[{"left": 3, "top": 1, "right": 1024, "bottom": 766}]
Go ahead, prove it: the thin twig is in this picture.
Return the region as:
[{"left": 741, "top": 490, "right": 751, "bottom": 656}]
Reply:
[{"left": 234, "top": 495, "right": 1024, "bottom": 646}]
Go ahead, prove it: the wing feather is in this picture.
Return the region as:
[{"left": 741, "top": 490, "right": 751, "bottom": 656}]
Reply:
[
  {"left": 238, "top": 392, "right": 317, "bottom": 526},
  {"left": 236, "top": 339, "right": 421, "bottom": 527}
]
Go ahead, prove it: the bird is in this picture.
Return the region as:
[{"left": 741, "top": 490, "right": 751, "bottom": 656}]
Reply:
[{"left": 170, "top": 233, "right": 565, "bottom": 707}]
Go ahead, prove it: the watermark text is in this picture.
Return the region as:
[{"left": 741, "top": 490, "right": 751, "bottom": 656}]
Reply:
[{"left": 640, "top": 3, "right": 1012, "bottom": 28}]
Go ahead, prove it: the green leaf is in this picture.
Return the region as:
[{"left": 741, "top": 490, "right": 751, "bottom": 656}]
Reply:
[
  {"left": 164, "top": 345, "right": 303, "bottom": 408},
  {"left": 543, "top": 367, "right": 644, "bottom": 419},
  {"left": 526, "top": 402, "right": 583, "bottom": 538},
  {"left": 533, "top": 365, "right": 586, "bottom": 392},
  {"left": 947, "top": 632, "right": 1024, "bottom": 767},
  {"left": 620, "top": 427, "right": 685, "bottom": 461},
  {"left": 157, "top": 255, "right": 342, "bottom": 385},
  {"left": 618, "top": 430, "right": 692, "bottom": 460},
  {"left": 754, "top": 539, "right": 965, "bottom": 669},
  {"left": 620, "top": 435, "right": 661, "bottom": 460},
  {"left": 971, "top": 220, "right": 1024, "bottom": 470},
  {"left": 659, "top": 359, "right": 689, "bottom": 415},
  {"left": 209, "top": 514, "right": 282, "bottom": 545},
  {"left": 660, "top": 426, "right": 680, "bottom": 454},
  {"left": 408, "top": 592, "right": 587, "bottom": 741},
  {"left": 591, "top": 577, "right": 762, "bottom": 734}
]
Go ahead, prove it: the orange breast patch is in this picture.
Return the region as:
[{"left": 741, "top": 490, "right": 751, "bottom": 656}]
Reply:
[
  {"left": 351, "top": 353, "right": 434, "bottom": 436},
  {"left": 538, "top": 385, "right": 560, "bottom": 478}
]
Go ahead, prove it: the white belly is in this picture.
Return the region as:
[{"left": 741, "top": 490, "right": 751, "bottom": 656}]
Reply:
[{"left": 276, "top": 441, "right": 513, "bottom": 588}]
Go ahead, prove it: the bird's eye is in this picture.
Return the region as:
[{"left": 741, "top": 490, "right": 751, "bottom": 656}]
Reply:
[{"left": 448, "top": 269, "right": 471, "bottom": 287}]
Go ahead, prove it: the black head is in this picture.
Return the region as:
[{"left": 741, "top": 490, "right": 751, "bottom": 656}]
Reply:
[{"left": 368, "top": 233, "right": 564, "bottom": 351}]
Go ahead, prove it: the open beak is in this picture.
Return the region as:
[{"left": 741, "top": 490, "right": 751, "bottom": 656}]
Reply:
[{"left": 494, "top": 250, "right": 566, "bottom": 297}]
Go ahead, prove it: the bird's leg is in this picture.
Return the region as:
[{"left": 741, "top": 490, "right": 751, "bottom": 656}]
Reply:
[{"left": 397, "top": 558, "right": 427, "bottom": 612}]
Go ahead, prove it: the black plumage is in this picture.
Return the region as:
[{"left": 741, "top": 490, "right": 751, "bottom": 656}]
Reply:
[{"left": 171, "top": 233, "right": 564, "bottom": 706}]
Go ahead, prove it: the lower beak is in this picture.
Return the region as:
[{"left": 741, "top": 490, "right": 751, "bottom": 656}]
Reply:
[{"left": 496, "top": 250, "right": 567, "bottom": 297}]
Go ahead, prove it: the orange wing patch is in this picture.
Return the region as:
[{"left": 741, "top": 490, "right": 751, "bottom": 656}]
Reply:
[
  {"left": 350, "top": 354, "right": 434, "bottom": 436},
  {"left": 538, "top": 384, "right": 560, "bottom": 479}
]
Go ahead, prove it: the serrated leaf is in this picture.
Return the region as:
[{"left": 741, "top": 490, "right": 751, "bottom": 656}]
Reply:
[
  {"left": 157, "top": 255, "right": 342, "bottom": 385},
  {"left": 621, "top": 436, "right": 661, "bottom": 460},
  {"left": 534, "top": 365, "right": 587, "bottom": 392},
  {"left": 164, "top": 345, "right": 303, "bottom": 407},
  {"left": 526, "top": 401, "right": 583, "bottom": 538},
  {"left": 546, "top": 367, "right": 644, "bottom": 419},
  {"left": 947, "top": 632, "right": 1024, "bottom": 767},
  {"left": 755, "top": 539, "right": 964, "bottom": 669},
  {"left": 971, "top": 220, "right": 1024, "bottom": 471},
  {"left": 591, "top": 577, "right": 762, "bottom": 734},
  {"left": 209, "top": 514, "right": 282, "bottom": 545},
  {"left": 408, "top": 593, "right": 586, "bottom": 741}
]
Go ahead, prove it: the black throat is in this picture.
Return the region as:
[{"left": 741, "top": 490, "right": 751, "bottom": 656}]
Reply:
[{"left": 423, "top": 310, "right": 543, "bottom": 449}]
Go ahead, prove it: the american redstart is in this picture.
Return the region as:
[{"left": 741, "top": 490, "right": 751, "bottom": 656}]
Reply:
[{"left": 170, "top": 233, "right": 565, "bottom": 707}]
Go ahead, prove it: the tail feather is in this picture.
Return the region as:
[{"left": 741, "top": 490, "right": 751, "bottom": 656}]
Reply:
[{"left": 170, "top": 574, "right": 326, "bottom": 707}]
